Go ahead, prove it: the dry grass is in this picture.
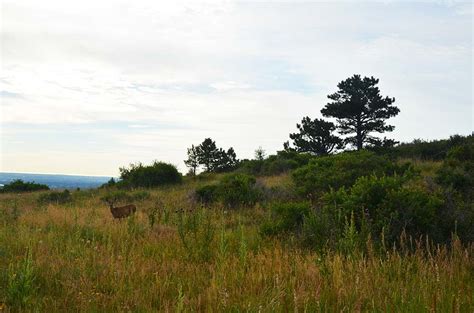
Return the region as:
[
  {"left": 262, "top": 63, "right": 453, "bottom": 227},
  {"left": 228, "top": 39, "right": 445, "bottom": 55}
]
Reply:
[{"left": 0, "top": 182, "right": 473, "bottom": 312}]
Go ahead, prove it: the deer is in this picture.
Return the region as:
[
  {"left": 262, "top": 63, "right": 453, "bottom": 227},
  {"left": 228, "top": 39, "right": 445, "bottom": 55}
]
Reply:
[{"left": 104, "top": 198, "right": 137, "bottom": 219}]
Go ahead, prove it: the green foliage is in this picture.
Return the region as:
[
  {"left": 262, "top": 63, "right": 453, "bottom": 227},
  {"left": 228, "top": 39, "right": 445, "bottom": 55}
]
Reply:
[
  {"left": 321, "top": 74, "right": 399, "bottom": 150},
  {"left": 436, "top": 143, "right": 474, "bottom": 192},
  {"left": 289, "top": 117, "right": 342, "bottom": 155},
  {"left": 195, "top": 184, "right": 218, "bottom": 204},
  {"left": 260, "top": 202, "right": 311, "bottom": 236},
  {"left": 176, "top": 209, "right": 215, "bottom": 261},
  {"left": 37, "top": 190, "right": 73, "bottom": 205},
  {"left": 390, "top": 134, "right": 473, "bottom": 160},
  {"left": 215, "top": 173, "right": 261, "bottom": 208},
  {"left": 0, "top": 179, "right": 49, "bottom": 193},
  {"left": 292, "top": 150, "right": 414, "bottom": 197},
  {"left": 7, "top": 248, "right": 37, "bottom": 309},
  {"left": 264, "top": 174, "right": 450, "bottom": 249},
  {"left": 330, "top": 175, "right": 443, "bottom": 243},
  {"left": 119, "top": 161, "right": 182, "bottom": 188},
  {"left": 238, "top": 149, "right": 314, "bottom": 176},
  {"left": 99, "top": 177, "right": 117, "bottom": 189},
  {"left": 184, "top": 144, "right": 199, "bottom": 176},
  {"left": 195, "top": 173, "right": 262, "bottom": 208},
  {"left": 192, "top": 138, "right": 238, "bottom": 173}
]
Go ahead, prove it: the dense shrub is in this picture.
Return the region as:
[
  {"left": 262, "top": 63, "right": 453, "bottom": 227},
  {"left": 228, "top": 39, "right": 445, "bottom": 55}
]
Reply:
[
  {"left": 263, "top": 173, "right": 456, "bottom": 249},
  {"left": 38, "top": 190, "right": 73, "bottom": 205},
  {"left": 261, "top": 202, "right": 311, "bottom": 236},
  {"left": 1, "top": 180, "right": 49, "bottom": 193},
  {"left": 195, "top": 185, "right": 218, "bottom": 204},
  {"left": 238, "top": 150, "right": 314, "bottom": 176},
  {"left": 119, "top": 161, "right": 182, "bottom": 188},
  {"left": 194, "top": 173, "right": 262, "bottom": 208},
  {"left": 389, "top": 134, "right": 473, "bottom": 160},
  {"left": 436, "top": 144, "right": 474, "bottom": 192},
  {"left": 216, "top": 174, "right": 261, "bottom": 208},
  {"left": 324, "top": 175, "right": 443, "bottom": 243},
  {"left": 292, "top": 151, "right": 414, "bottom": 198}
]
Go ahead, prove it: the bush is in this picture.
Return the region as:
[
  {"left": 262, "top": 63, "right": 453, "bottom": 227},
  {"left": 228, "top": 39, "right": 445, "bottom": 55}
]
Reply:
[
  {"left": 194, "top": 173, "right": 262, "bottom": 208},
  {"left": 261, "top": 202, "right": 311, "bottom": 236},
  {"left": 37, "top": 190, "right": 73, "bottom": 205},
  {"left": 436, "top": 144, "right": 473, "bottom": 192},
  {"left": 292, "top": 151, "right": 414, "bottom": 198},
  {"left": 264, "top": 174, "right": 453, "bottom": 250},
  {"left": 119, "top": 161, "right": 182, "bottom": 188},
  {"left": 237, "top": 150, "right": 314, "bottom": 176},
  {"left": 195, "top": 185, "right": 218, "bottom": 204},
  {"left": 389, "top": 134, "right": 473, "bottom": 160},
  {"left": 217, "top": 174, "right": 262, "bottom": 208},
  {"left": 330, "top": 175, "right": 443, "bottom": 243},
  {"left": 1, "top": 180, "right": 49, "bottom": 193}
]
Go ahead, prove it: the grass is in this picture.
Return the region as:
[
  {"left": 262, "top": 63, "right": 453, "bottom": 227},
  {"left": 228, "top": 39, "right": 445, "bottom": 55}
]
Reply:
[{"left": 0, "top": 179, "right": 473, "bottom": 312}]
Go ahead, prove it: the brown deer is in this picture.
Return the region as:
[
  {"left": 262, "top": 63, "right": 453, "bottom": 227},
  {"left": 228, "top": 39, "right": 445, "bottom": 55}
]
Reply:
[{"left": 105, "top": 199, "right": 137, "bottom": 219}]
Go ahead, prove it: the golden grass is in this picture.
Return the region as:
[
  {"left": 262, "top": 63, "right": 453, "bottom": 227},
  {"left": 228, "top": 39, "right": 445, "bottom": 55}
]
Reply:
[{"left": 0, "top": 183, "right": 473, "bottom": 312}]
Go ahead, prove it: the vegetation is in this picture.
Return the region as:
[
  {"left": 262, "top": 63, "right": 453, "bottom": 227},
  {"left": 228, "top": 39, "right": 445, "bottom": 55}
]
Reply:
[
  {"left": 118, "top": 161, "right": 182, "bottom": 188},
  {"left": 186, "top": 138, "right": 238, "bottom": 174},
  {"left": 0, "top": 179, "right": 49, "bottom": 193},
  {"left": 0, "top": 158, "right": 472, "bottom": 311},
  {"left": 0, "top": 75, "right": 472, "bottom": 311},
  {"left": 288, "top": 117, "right": 342, "bottom": 155},
  {"left": 195, "top": 173, "right": 262, "bottom": 208},
  {"left": 321, "top": 74, "right": 400, "bottom": 150},
  {"left": 37, "top": 190, "right": 72, "bottom": 205}
]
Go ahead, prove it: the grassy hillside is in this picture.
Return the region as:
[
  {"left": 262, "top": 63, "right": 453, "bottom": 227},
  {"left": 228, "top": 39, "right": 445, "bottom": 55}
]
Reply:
[{"left": 1, "top": 167, "right": 473, "bottom": 312}]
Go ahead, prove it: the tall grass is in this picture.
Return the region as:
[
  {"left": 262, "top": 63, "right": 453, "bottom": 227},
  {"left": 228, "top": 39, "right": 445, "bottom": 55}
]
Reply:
[{"left": 0, "top": 182, "right": 472, "bottom": 312}]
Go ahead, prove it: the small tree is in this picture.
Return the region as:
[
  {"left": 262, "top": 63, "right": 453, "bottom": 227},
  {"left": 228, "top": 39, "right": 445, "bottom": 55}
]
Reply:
[
  {"left": 194, "top": 138, "right": 238, "bottom": 173},
  {"left": 321, "top": 75, "right": 400, "bottom": 150},
  {"left": 214, "top": 147, "right": 238, "bottom": 172},
  {"left": 184, "top": 144, "right": 199, "bottom": 176},
  {"left": 255, "top": 146, "right": 266, "bottom": 161},
  {"left": 196, "top": 138, "right": 219, "bottom": 172},
  {"left": 289, "top": 117, "right": 342, "bottom": 155}
]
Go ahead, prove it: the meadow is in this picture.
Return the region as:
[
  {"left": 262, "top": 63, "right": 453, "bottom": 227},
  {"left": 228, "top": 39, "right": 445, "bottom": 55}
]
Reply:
[{"left": 0, "top": 168, "right": 473, "bottom": 312}]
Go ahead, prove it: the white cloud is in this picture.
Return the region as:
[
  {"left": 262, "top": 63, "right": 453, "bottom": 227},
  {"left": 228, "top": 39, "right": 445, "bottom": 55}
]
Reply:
[{"left": 1, "top": 0, "right": 472, "bottom": 175}]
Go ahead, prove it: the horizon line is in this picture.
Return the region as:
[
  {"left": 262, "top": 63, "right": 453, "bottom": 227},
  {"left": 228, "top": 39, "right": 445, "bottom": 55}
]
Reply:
[{"left": 0, "top": 171, "right": 117, "bottom": 178}]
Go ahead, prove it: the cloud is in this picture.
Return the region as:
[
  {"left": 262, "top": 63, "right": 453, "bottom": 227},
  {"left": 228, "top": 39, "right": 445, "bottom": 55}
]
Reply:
[{"left": 1, "top": 0, "right": 472, "bottom": 175}]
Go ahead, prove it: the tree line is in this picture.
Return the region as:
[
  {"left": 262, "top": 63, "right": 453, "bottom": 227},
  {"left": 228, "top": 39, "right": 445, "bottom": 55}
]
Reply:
[{"left": 185, "top": 74, "right": 400, "bottom": 174}]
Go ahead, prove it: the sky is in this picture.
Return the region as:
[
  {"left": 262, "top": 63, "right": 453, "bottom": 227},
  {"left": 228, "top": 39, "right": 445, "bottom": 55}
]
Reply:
[{"left": 0, "top": 0, "right": 472, "bottom": 176}]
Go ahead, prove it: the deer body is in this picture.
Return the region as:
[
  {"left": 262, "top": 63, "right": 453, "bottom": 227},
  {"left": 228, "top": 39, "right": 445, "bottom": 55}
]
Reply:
[{"left": 109, "top": 204, "right": 137, "bottom": 219}]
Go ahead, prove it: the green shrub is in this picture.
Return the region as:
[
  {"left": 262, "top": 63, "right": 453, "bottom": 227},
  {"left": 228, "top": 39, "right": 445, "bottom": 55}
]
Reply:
[
  {"left": 7, "top": 248, "right": 37, "bottom": 309},
  {"left": 237, "top": 150, "right": 314, "bottom": 176},
  {"left": 119, "top": 161, "right": 182, "bottom": 188},
  {"left": 436, "top": 144, "right": 473, "bottom": 192},
  {"left": 216, "top": 173, "right": 261, "bottom": 208},
  {"left": 261, "top": 202, "right": 311, "bottom": 236},
  {"left": 195, "top": 184, "right": 218, "bottom": 204},
  {"left": 389, "top": 134, "right": 473, "bottom": 160},
  {"left": 194, "top": 173, "right": 262, "bottom": 208},
  {"left": 335, "top": 175, "right": 443, "bottom": 243},
  {"left": 292, "top": 150, "right": 414, "bottom": 198},
  {"left": 37, "top": 190, "right": 73, "bottom": 205},
  {"left": 1, "top": 180, "right": 49, "bottom": 193}
]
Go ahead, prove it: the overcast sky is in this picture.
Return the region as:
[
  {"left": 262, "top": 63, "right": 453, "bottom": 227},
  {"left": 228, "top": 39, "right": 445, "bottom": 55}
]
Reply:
[{"left": 1, "top": 0, "right": 472, "bottom": 176}]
